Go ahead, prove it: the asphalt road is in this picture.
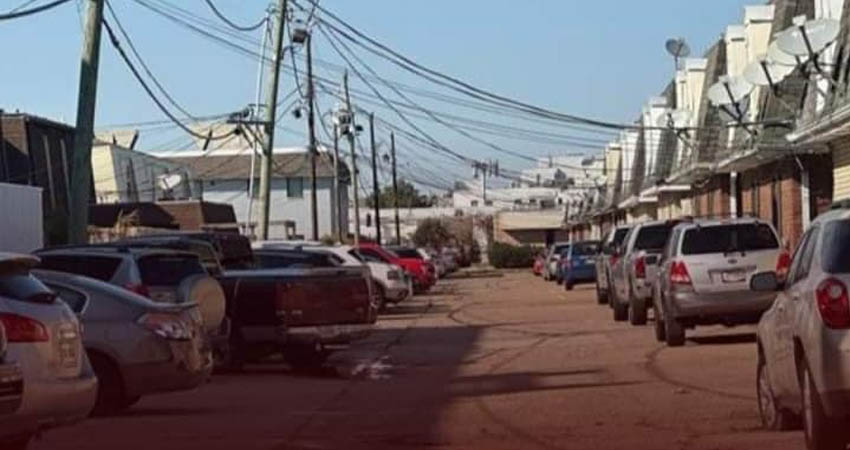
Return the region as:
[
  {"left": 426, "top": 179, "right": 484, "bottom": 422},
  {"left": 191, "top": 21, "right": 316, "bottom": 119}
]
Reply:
[{"left": 33, "top": 271, "right": 805, "bottom": 450}]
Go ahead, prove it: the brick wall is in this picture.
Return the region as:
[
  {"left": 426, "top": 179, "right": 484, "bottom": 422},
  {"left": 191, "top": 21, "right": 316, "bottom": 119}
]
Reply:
[{"left": 691, "top": 174, "right": 730, "bottom": 218}]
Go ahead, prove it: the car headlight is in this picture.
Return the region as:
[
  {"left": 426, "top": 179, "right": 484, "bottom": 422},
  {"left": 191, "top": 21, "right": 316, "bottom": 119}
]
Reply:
[{"left": 387, "top": 270, "right": 401, "bottom": 280}]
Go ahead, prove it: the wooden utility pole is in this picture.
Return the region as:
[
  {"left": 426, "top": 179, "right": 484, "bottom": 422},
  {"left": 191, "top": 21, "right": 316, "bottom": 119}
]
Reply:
[
  {"left": 343, "top": 71, "right": 360, "bottom": 245},
  {"left": 332, "top": 124, "right": 342, "bottom": 243},
  {"left": 305, "top": 33, "right": 319, "bottom": 242},
  {"left": 68, "top": 0, "right": 105, "bottom": 244},
  {"left": 390, "top": 132, "right": 401, "bottom": 245},
  {"left": 369, "top": 113, "right": 381, "bottom": 245},
  {"left": 257, "top": 0, "right": 288, "bottom": 240}
]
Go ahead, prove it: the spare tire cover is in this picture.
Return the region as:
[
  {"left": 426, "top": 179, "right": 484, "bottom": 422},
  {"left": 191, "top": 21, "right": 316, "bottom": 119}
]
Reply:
[{"left": 178, "top": 275, "right": 226, "bottom": 334}]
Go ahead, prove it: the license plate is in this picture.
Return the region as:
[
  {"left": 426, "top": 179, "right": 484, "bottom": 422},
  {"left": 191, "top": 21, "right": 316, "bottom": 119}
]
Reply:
[{"left": 721, "top": 270, "right": 747, "bottom": 283}]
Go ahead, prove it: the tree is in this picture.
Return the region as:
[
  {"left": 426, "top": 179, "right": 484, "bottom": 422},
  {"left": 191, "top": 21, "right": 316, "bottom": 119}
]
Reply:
[
  {"left": 364, "top": 180, "right": 433, "bottom": 208},
  {"left": 412, "top": 218, "right": 452, "bottom": 249}
]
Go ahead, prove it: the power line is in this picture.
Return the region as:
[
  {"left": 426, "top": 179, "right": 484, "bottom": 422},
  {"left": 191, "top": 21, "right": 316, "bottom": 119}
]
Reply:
[
  {"left": 203, "top": 0, "right": 266, "bottom": 31},
  {"left": 0, "top": 0, "right": 71, "bottom": 20}
]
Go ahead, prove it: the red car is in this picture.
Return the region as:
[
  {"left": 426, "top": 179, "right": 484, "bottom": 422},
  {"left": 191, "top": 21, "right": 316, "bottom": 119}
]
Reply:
[
  {"left": 533, "top": 254, "right": 545, "bottom": 276},
  {"left": 356, "top": 244, "right": 435, "bottom": 293}
]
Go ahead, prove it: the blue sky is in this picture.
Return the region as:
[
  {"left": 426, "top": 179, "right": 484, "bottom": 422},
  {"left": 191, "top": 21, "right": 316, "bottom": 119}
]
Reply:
[{"left": 0, "top": 0, "right": 752, "bottom": 188}]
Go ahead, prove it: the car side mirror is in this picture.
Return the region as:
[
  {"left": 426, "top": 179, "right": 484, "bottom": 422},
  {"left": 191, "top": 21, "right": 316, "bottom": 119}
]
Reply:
[{"left": 751, "top": 271, "right": 783, "bottom": 292}]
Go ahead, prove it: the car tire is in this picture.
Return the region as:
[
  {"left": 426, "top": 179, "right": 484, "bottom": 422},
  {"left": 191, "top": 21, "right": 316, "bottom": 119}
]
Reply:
[
  {"left": 612, "top": 287, "right": 628, "bottom": 322},
  {"left": 376, "top": 284, "right": 387, "bottom": 313},
  {"left": 565, "top": 280, "right": 574, "bottom": 291},
  {"left": 653, "top": 303, "right": 666, "bottom": 342},
  {"left": 665, "top": 318, "right": 686, "bottom": 347},
  {"left": 628, "top": 289, "right": 648, "bottom": 326},
  {"left": 802, "top": 361, "right": 846, "bottom": 450},
  {"left": 596, "top": 281, "right": 608, "bottom": 305},
  {"left": 88, "top": 352, "right": 131, "bottom": 416},
  {"left": 757, "top": 353, "right": 798, "bottom": 431}
]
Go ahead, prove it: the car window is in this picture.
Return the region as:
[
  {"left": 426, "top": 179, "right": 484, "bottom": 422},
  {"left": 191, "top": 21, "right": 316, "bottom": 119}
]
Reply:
[
  {"left": 572, "top": 242, "right": 599, "bottom": 256},
  {"left": 821, "top": 221, "right": 850, "bottom": 273},
  {"left": 786, "top": 229, "right": 811, "bottom": 287},
  {"left": 46, "top": 283, "right": 87, "bottom": 313},
  {"left": 612, "top": 228, "right": 630, "bottom": 247},
  {"left": 359, "top": 249, "right": 389, "bottom": 263},
  {"left": 390, "top": 248, "right": 422, "bottom": 259},
  {"left": 347, "top": 250, "right": 365, "bottom": 262},
  {"left": 137, "top": 254, "right": 205, "bottom": 286},
  {"left": 255, "top": 251, "right": 339, "bottom": 269},
  {"left": 795, "top": 226, "right": 819, "bottom": 283},
  {"left": 0, "top": 272, "right": 56, "bottom": 303},
  {"left": 663, "top": 229, "right": 681, "bottom": 260},
  {"left": 38, "top": 254, "right": 123, "bottom": 282},
  {"left": 680, "top": 224, "right": 779, "bottom": 255},
  {"left": 558, "top": 245, "right": 571, "bottom": 256},
  {"left": 634, "top": 225, "right": 674, "bottom": 251}
]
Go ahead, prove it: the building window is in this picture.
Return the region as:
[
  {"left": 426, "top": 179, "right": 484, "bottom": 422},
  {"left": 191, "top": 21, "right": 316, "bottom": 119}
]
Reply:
[
  {"left": 485, "top": 200, "right": 493, "bottom": 206},
  {"left": 470, "top": 200, "right": 479, "bottom": 207},
  {"left": 286, "top": 177, "right": 304, "bottom": 198}
]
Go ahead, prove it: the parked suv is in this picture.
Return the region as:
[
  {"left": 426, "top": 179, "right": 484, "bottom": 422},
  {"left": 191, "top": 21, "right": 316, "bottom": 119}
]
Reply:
[
  {"left": 559, "top": 240, "right": 600, "bottom": 290},
  {"left": 654, "top": 218, "right": 787, "bottom": 346},
  {"left": 543, "top": 242, "right": 571, "bottom": 282},
  {"left": 610, "top": 221, "right": 679, "bottom": 325},
  {"left": 752, "top": 209, "right": 850, "bottom": 449},
  {"left": 596, "top": 225, "right": 632, "bottom": 304}
]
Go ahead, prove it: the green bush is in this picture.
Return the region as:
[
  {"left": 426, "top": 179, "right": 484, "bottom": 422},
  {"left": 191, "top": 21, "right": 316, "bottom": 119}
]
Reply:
[{"left": 488, "top": 242, "right": 536, "bottom": 269}]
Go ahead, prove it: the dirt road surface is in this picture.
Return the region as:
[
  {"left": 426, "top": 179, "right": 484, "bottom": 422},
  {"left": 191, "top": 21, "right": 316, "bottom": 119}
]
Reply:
[{"left": 33, "top": 271, "right": 804, "bottom": 450}]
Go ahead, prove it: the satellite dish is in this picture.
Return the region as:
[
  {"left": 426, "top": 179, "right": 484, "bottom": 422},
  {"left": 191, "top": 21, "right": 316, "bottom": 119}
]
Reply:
[
  {"left": 743, "top": 54, "right": 795, "bottom": 86},
  {"left": 707, "top": 76, "right": 754, "bottom": 106},
  {"left": 656, "top": 109, "right": 691, "bottom": 129},
  {"left": 776, "top": 18, "right": 840, "bottom": 57},
  {"left": 665, "top": 38, "right": 691, "bottom": 59},
  {"left": 767, "top": 40, "right": 799, "bottom": 67},
  {"left": 158, "top": 173, "right": 183, "bottom": 191}
]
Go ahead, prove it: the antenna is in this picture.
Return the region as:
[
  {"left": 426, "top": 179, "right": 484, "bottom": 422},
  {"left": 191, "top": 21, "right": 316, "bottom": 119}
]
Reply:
[
  {"left": 776, "top": 18, "right": 840, "bottom": 57},
  {"left": 767, "top": 40, "right": 801, "bottom": 67},
  {"left": 743, "top": 54, "right": 794, "bottom": 87},
  {"left": 665, "top": 38, "right": 691, "bottom": 70}
]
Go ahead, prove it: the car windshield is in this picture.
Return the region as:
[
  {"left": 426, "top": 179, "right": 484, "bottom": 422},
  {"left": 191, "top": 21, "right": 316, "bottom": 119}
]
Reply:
[
  {"left": 137, "top": 254, "right": 205, "bottom": 286},
  {"left": 390, "top": 248, "right": 422, "bottom": 259},
  {"left": 572, "top": 242, "right": 600, "bottom": 256},
  {"left": 37, "top": 254, "right": 122, "bottom": 282},
  {"left": 822, "top": 221, "right": 850, "bottom": 273},
  {"left": 681, "top": 223, "right": 779, "bottom": 255},
  {"left": 558, "top": 246, "right": 571, "bottom": 256},
  {"left": 634, "top": 225, "right": 674, "bottom": 251},
  {"left": 551, "top": 244, "right": 570, "bottom": 255},
  {"left": 612, "top": 228, "right": 630, "bottom": 247},
  {"left": 255, "top": 251, "right": 339, "bottom": 269}
]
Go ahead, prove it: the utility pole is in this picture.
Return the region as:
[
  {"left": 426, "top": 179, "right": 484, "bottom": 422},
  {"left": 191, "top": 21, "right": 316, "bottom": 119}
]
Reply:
[
  {"left": 390, "top": 132, "right": 401, "bottom": 245},
  {"left": 305, "top": 33, "right": 319, "bottom": 242},
  {"left": 332, "top": 124, "right": 342, "bottom": 243},
  {"left": 257, "top": 0, "right": 288, "bottom": 241},
  {"left": 246, "top": 9, "right": 271, "bottom": 238},
  {"left": 68, "top": 0, "right": 105, "bottom": 244},
  {"left": 482, "top": 163, "right": 488, "bottom": 204},
  {"left": 369, "top": 113, "right": 381, "bottom": 245},
  {"left": 343, "top": 71, "right": 360, "bottom": 245}
]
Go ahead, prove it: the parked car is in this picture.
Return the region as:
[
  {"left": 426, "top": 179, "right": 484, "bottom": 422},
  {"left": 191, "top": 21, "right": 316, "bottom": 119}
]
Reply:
[
  {"left": 34, "top": 270, "right": 212, "bottom": 415},
  {"left": 610, "top": 221, "right": 679, "bottom": 325},
  {"left": 543, "top": 242, "right": 571, "bottom": 282},
  {"left": 0, "top": 253, "right": 97, "bottom": 448},
  {"left": 559, "top": 240, "right": 601, "bottom": 290},
  {"left": 654, "top": 218, "right": 787, "bottom": 346},
  {"left": 387, "top": 246, "right": 437, "bottom": 287},
  {"left": 252, "top": 242, "right": 411, "bottom": 310},
  {"left": 358, "top": 244, "right": 435, "bottom": 293},
  {"left": 33, "top": 246, "right": 229, "bottom": 367},
  {"left": 752, "top": 209, "right": 850, "bottom": 450},
  {"left": 127, "top": 231, "right": 254, "bottom": 270},
  {"left": 418, "top": 248, "right": 446, "bottom": 278},
  {"left": 533, "top": 252, "right": 545, "bottom": 277},
  {"left": 596, "top": 225, "right": 633, "bottom": 304}
]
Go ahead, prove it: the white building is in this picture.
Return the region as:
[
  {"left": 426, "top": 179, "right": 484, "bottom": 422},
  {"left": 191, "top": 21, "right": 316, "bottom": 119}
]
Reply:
[
  {"left": 92, "top": 141, "right": 196, "bottom": 204},
  {"left": 166, "top": 147, "right": 349, "bottom": 240}
]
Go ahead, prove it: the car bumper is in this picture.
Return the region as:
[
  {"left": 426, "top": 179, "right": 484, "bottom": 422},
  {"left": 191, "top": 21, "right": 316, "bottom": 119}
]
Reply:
[
  {"left": 288, "top": 323, "right": 373, "bottom": 345},
  {"left": 563, "top": 267, "right": 596, "bottom": 283},
  {"left": 384, "top": 285, "right": 410, "bottom": 303},
  {"left": 805, "top": 327, "right": 850, "bottom": 418},
  {"left": 10, "top": 363, "right": 97, "bottom": 434},
  {"left": 668, "top": 289, "right": 775, "bottom": 323},
  {"left": 122, "top": 340, "right": 212, "bottom": 398}
]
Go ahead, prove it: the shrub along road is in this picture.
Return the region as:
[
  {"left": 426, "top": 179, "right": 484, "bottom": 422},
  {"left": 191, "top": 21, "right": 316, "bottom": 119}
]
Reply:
[{"left": 34, "top": 271, "right": 802, "bottom": 449}]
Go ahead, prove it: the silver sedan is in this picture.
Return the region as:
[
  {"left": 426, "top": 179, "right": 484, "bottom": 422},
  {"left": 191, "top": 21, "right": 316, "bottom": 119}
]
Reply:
[{"left": 34, "top": 270, "right": 213, "bottom": 416}]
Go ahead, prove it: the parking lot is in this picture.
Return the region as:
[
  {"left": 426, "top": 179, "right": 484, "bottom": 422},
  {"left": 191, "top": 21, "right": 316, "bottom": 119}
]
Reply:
[{"left": 32, "top": 270, "right": 804, "bottom": 450}]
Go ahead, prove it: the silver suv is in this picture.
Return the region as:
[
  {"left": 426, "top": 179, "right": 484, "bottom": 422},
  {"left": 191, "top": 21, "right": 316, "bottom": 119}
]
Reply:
[
  {"left": 654, "top": 218, "right": 786, "bottom": 347},
  {"left": 753, "top": 208, "right": 850, "bottom": 449},
  {"left": 596, "top": 225, "right": 632, "bottom": 305},
  {"left": 610, "top": 221, "right": 679, "bottom": 325}
]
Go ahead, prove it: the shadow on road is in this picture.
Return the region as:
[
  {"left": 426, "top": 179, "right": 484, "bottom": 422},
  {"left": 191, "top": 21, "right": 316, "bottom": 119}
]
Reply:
[{"left": 688, "top": 333, "right": 757, "bottom": 346}]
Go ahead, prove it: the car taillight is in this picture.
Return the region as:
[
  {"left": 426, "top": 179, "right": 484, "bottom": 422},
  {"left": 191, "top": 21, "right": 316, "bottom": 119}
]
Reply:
[
  {"left": 124, "top": 283, "right": 150, "bottom": 298},
  {"left": 816, "top": 278, "right": 850, "bottom": 329},
  {"left": 634, "top": 257, "right": 646, "bottom": 279},
  {"left": 776, "top": 250, "right": 791, "bottom": 281},
  {"left": 669, "top": 261, "right": 692, "bottom": 285},
  {"left": 137, "top": 313, "right": 192, "bottom": 341},
  {"left": 0, "top": 313, "right": 49, "bottom": 343}
]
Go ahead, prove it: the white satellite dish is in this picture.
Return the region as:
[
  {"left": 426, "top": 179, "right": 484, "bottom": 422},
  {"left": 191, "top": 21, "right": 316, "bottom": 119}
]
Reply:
[
  {"left": 158, "top": 173, "right": 183, "bottom": 191},
  {"left": 776, "top": 18, "right": 840, "bottom": 57},
  {"left": 707, "top": 76, "right": 754, "bottom": 106},
  {"left": 743, "top": 54, "right": 795, "bottom": 87},
  {"left": 767, "top": 40, "right": 799, "bottom": 67}
]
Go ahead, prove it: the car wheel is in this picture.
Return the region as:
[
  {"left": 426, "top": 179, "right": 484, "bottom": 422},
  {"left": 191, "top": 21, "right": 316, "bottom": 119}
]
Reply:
[
  {"left": 802, "top": 361, "right": 846, "bottom": 450},
  {"left": 664, "top": 317, "right": 685, "bottom": 347},
  {"left": 376, "top": 284, "right": 387, "bottom": 313},
  {"left": 612, "top": 287, "right": 628, "bottom": 322},
  {"left": 757, "top": 353, "right": 797, "bottom": 431},
  {"left": 88, "top": 352, "right": 131, "bottom": 416},
  {"left": 653, "top": 302, "right": 666, "bottom": 342},
  {"left": 628, "top": 288, "right": 648, "bottom": 326},
  {"left": 556, "top": 274, "right": 564, "bottom": 285},
  {"left": 565, "top": 280, "right": 574, "bottom": 291},
  {"left": 596, "top": 281, "right": 608, "bottom": 305}
]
